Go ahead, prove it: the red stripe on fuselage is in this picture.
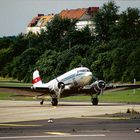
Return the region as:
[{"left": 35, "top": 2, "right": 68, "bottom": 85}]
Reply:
[{"left": 32, "top": 77, "right": 41, "bottom": 84}]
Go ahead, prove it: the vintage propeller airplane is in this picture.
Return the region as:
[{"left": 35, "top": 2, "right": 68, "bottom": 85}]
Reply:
[{"left": 0, "top": 67, "right": 140, "bottom": 106}]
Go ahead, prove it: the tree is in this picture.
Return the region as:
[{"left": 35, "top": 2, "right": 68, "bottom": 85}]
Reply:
[
  {"left": 112, "top": 8, "right": 140, "bottom": 39},
  {"left": 0, "top": 48, "right": 13, "bottom": 76},
  {"left": 46, "top": 15, "right": 77, "bottom": 50},
  {"left": 93, "top": 1, "right": 119, "bottom": 41},
  {"left": 122, "top": 39, "right": 140, "bottom": 81},
  {"left": 0, "top": 2, "right": 139, "bottom": 83},
  {"left": 0, "top": 36, "right": 15, "bottom": 49},
  {"left": 5, "top": 48, "right": 40, "bottom": 82},
  {"left": 11, "top": 34, "right": 29, "bottom": 56},
  {"left": 35, "top": 50, "right": 60, "bottom": 82}
]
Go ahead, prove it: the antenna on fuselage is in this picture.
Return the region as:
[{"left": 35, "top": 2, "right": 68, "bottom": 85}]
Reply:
[{"left": 78, "top": 64, "right": 83, "bottom": 67}]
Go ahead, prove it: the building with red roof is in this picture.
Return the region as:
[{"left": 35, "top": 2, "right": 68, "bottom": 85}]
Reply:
[
  {"left": 60, "top": 7, "right": 99, "bottom": 30},
  {"left": 27, "top": 14, "right": 54, "bottom": 34},
  {"left": 26, "top": 7, "right": 99, "bottom": 34}
]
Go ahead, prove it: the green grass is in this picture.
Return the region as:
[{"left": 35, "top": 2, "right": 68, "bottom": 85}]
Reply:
[
  {"left": 0, "top": 81, "right": 32, "bottom": 87},
  {"left": 62, "top": 89, "right": 140, "bottom": 103},
  {"left": 0, "top": 92, "right": 13, "bottom": 100},
  {"left": 0, "top": 92, "right": 34, "bottom": 101},
  {"left": 0, "top": 77, "right": 18, "bottom": 81},
  {"left": 0, "top": 77, "right": 32, "bottom": 87},
  {"left": 0, "top": 80, "right": 32, "bottom": 100},
  {"left": 99, "top": 89, "right": 140, "bottom": 103}
]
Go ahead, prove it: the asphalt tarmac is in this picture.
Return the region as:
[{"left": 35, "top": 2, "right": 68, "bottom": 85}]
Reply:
[{"left": 0, "top": 100, "right": 140, "bottom": 140}]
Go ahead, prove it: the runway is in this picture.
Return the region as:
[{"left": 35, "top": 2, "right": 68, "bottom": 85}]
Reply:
[
  {"left": 0, "top": 100, "right": 140, "bottom": 123},
  {"left": 0, "top": 100, "right": 140, "bottom": 140}
]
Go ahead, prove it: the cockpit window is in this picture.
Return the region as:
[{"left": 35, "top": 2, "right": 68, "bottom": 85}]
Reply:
[{"left": 77, "top": 69, "right": 90, "bottom": 73}]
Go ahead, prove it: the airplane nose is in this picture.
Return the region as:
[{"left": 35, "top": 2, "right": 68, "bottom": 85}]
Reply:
[
  {"left": 76, "top": 71, "right": 93, "bottom": 86},
  {"left": 85, "top": 72, "right": 93, "bottom": 80},
  {"left": 88, "top": 72, "right": 93, "bottom": 77}
]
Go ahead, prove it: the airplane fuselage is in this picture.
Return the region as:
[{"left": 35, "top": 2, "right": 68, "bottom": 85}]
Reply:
[{"left": 45, "top": 67, "right": 93, "bottom": 90}]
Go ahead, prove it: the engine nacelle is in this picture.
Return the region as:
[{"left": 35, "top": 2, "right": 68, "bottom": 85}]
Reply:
[
  {"left": 57, "top": 82, "right": 65, "bottom": 89},
  {"left": 90, "top": 80, "right": 106, "bottom": 93},
  {"left": 52, "top": 81, "right": 65, "bottom": 94}
]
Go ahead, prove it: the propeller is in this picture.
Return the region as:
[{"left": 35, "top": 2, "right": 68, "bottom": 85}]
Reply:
[
  {"left": 55, "top": 78, "right": 65, "bottom": 98},
  {"left": 90, "top": 76, "right": 106, "bottom": 95},
  {"left": 58, "top": 87, "right": 62, "bottom": 98},
  {"left": 58, "top": 82, "right": 65, "bottom": 89},
  {"left": 98, "top": 80, "right": 106, "bottom": 95}
]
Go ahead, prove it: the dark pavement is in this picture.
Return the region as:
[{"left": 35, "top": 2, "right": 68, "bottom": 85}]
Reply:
[{"left": 0, "top": 117, "right": 140, "bottom": 140}]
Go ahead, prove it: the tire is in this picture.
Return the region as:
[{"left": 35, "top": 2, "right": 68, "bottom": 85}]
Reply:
[
  {"left": 40, "top": 99, "right": 44, "bottom": 105},
  {"left": 91, "top": 98, "right": 98, "bottom": 105},
  {"left": 51, "top": 98, "right": 58, "bottom": 106}
]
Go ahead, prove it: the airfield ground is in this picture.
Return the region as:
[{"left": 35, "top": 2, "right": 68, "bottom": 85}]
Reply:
[
  {"left": 0, "top": 100, "right": 140, "bottom": 140},
  {"left": 0, "top": 87, "right": 140, "bottom": 140}
]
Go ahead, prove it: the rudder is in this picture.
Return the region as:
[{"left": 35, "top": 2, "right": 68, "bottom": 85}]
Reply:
[{"left": 32, "top": 69, "right": 42, "bottom": 87}]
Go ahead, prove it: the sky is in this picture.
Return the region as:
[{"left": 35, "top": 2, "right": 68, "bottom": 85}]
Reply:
[{"left": 0, "top": 0, "right": 140, "bottom": 37}]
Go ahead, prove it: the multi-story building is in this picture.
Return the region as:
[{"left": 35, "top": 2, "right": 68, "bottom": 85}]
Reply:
[
  {"left": 27, "top": 14, "right": 54, "bottom": 34},
  {"left": 26, "top": 7, "right": 99, "bottom": 34},
  {"left": 60, "top": 7, "right": 99, "bottom": 30}
]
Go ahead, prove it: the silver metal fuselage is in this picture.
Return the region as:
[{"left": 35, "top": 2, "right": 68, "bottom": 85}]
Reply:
[{"left": 46, "top": 67, "right": 93, "bottom": 89}]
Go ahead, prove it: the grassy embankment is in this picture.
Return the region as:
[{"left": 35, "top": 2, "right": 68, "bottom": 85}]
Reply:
[
  {"left": 63, "top": 89, "right": 140, "bottom": 103},
  {"left": 0, "top": 78, "right": 32, "bottom": 100},
  {"left": 0, "top": 78, "right": 140, "bottom": 103}
]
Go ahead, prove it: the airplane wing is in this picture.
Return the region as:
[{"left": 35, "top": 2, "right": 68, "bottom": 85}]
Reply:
[
  {"left": 105, "top": 84, "right": 140, "bottom": 90},
  {"left": 59, "top": 83, "right": 140, "bottom": 98},
  {"left": 0, "top": 82, "right": 140, "bottom": 106},
  {"left": 0, "top": 83, "right": 140, "bottom": 98},
  {"left": 0, "top": 85, "right": 52, "bottom": 97}
]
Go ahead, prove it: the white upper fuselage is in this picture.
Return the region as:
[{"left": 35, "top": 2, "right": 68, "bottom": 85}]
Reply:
[{"left": 43, "top": 67, "right": 93, "bottom": 90}]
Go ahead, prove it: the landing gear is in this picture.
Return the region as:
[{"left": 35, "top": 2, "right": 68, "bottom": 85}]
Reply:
[
  {"left": 51, "top": 98, "right": 58, "bottom": 106},
  {"left": 40, "top": 99, "right": 44, "bottom": 105},
  {"left": 91, "top": 97, "right": 98, "bottom": 105},
  {"left": 91, "top": 93, "right": 99, "bottom": 106}
]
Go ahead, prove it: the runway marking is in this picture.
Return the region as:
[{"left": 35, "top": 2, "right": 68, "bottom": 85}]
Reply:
[
  {"left": 0, "top": 134, "right": 106, "bottom": 139},
  {"left": 52, "top": 106, "right": 57, "bottom": 109},
  {"left": 46, "top": 132, "right": 70, "bottom": 135},
  {"left": 0, "top": 124, "right": 41, "bottom": 127}
]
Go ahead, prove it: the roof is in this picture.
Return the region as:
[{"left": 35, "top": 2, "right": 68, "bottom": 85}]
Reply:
[
  {"left": 60, "top": 7, "right": 99, "bottom": 20},
  {"left": 37, "top": 15, "right": 54, "bottom": 27},
  {"left": 27, "top": 7, "right": 99, "bottom": 28},
  {"left": 28, "top": 14, "right": 44, "bottom": 27},
  {"left": 28, "top": 14, "right": 54, "bottom": 27},
  {"left": 60, "top": 8, "right": 87, "bottom": 19}
]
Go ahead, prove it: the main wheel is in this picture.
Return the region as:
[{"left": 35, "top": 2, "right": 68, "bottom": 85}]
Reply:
[
  {"left": 51, "top": 98, "right": 58, "bottom": 106},
  {"left": 40, "top": 99, "right": 44, "bottom": 105},
  {"left": 91, "top": 98, "right": 98, "bottom": 105}
]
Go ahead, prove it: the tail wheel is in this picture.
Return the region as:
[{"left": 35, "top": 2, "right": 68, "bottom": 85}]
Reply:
[
  {"left": 51, "top": 98, "right": 58, "bottom": 106},
  {"left": 40, "top": 99, "right": 44, "bottom": 105},
  {"left": 91, "top": 98, "right": 98, "bottom": 105}
]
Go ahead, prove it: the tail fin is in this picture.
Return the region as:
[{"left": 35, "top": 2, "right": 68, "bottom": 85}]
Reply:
[{"left": 32, "top": 69, "right": 42, "bottom": 87}]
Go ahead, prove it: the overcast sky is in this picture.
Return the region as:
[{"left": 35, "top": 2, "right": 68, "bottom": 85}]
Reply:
[{"left": 0, "top": 0, "right": 140, "bottom": 37}]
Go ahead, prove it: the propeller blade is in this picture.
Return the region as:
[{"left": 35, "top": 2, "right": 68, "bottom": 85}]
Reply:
[
  {"left": 100, "top": 88, "right": 104, "bottom": 95},
  {"left": 58, "top": 87, "right": 62, "bottom": 98}
]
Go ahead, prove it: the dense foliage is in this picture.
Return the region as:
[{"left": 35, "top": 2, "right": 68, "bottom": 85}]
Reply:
[{"left": 0, "top": 1, "right": 140, "bottom": 83}]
